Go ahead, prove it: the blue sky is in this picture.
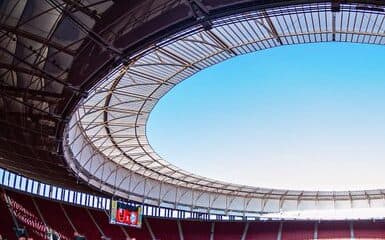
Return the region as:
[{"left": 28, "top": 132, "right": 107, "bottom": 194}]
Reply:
[{"left": 147, "top": 42, "right": 385, "bottom": 191}]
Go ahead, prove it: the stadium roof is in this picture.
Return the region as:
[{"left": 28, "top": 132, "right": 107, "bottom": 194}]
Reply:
[{"left": 3, "top": 0, "right": 385, "bottom": 217}]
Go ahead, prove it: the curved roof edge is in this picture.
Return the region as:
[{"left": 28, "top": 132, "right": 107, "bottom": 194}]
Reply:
[
  {"left": 64, "top": 0, "right": 385, "bottom": 217},
  {"left": 64, "top": 119, "right": 385, "bottom": 217}
]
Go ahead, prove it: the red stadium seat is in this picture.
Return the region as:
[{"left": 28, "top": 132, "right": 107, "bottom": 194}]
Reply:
[
  {"left": 148, "top": 218, "right": 180, "bottom": 240},
  {"left": 215, "top": 221, "right": 245, "bottom": 240},
  {"left": 281, "top": 221, "right": 314, "bottom": 240},
  {"left": 0, "top": 192, "right": 17, "bottom": 240},
  {"left": 318, "top": 221, "right": 351, "bottom": 239},
  {"left": 354, "top": 220, "right": 385, "bottom": 239},
  {"left": 34, "top": 197, "right": 73, "bottom": 240},
  {"left": 124, "top": 218, "right": 152, "bottom": 240},
  {"left": 7, "top": 189, "right": 385, "bottom": 240},
  {"left": 182, "top": 220, "right": 211, "bottom": 240},
  {"left": 246, "top": 221, "right": 280, "bottom": 240},
  {"left": 88, "top": 209, "right": 127, "bottom": 240},
  {"left": 6, "top": 191, "right": 45, "bottom": 240},
  {"left": 61, "top": 204, "right": 101, "bottom": 240}
]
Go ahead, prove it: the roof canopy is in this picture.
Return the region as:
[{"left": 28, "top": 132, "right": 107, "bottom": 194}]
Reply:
[
  {"left": 2, "top": 0, "right": 385, "bottom": 218},
  {"left": 65, "top": 1, "right": 385, "bottom": 216}
]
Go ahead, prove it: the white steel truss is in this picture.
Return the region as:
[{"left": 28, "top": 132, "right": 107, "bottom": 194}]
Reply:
[{"left": 65, "top": 2, "right": 385, "bottom": 216}]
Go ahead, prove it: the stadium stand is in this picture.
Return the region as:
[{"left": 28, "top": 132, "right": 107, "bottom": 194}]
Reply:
[
  {"left": 34, "top": 198, "right": 73, "bottom": 240},
  {"left": 246, "top": 221, "right": 281, "bottom": 240},
  {"left": 123, "top": 220, "right": 152, "bottom": 240},
  {"left": 6, "top": 191, "right": 46, "bottom": 240},
  {"left": 61, "top": 203, "right": 100, "bottom": 240},
  {"left": 214, "top": 222, "right": 245, "bottom": 240},
  {"left": 317, "top": 221, "right": 351, "bottom": 239},
  {"left": 281, "top": 221, "right": 314, "bottom": 240},
  {"left": 88, "top": 209, "right": 127, "bottom": 240},
  {"left": 181, "top": 220, "right": 211, "bottom": 240},
  {"left": 4, "top": 188, "right": 385, "bottom": 239},
  {"left": 354, "top": 221, "right": 385, "bottom": 240},
  {"left": 0, "top": 192, "right": 17, "bottom": 240},
  {"left": 354, "top": 221, "right": 385, "bottom": 239},
  {"left": 147, "top": 218, "right": 179, "bottom": 240},
  {"left": 4, "top": 1, "right": 385, "bottom": 240}
]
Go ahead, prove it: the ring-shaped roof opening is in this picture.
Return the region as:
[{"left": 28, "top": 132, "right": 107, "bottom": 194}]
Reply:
[{"left": 65, "top": 2, "right": 385, "bottom": 217}]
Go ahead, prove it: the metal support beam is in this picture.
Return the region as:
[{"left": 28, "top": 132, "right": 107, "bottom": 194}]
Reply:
[
  {"left": 144, "top": 218, "right": 156, "bottom": 240},
  {"left": 0, "top": 47, "right": 81, "bottom": 93},
  {"left": 0, "top": 23, "right": 76, "bottom": 56},
  {"left": 332, "top": 11, "right": 337, "bottom": 41},
  {"left": 177, "top": 220, "right": 184, "bottom": 240},
  {"left": 332, "top": 0, "right": 341, "bottom": 12},
  {"left": 350, "top": 221, "right": 355, "bottom": 239},
  {"left": 314, "top": 222, "right": 318, "bottom": 240},
  {"left": 46, "top": 0, "right": 121, "bottom": 55},
  {"left": 277, "top": 222, "right": 283, "bottom": 240},
  {"left": 186, "top": 0, "right": 209, "bottom": 20},
  {"left": 261, "top": 11, "right": 283, "bottom": 45},
  {"left": 206, "top": 30, "right": 238, "bottom": 56},
  {"left": 0, "top": 91, "right": 63, "bottom": 120},
  {"left": 0, "top": 85, "right": 62, "bottom": 103},
  {"left": 210, "top": 222, "right": 215, "bottom": 240},
  {"left": 241, "top": 222, "right": 249, "bottom": 240},
  {"left": 61, "top": 0, "right": 102, "bottom": 20}
]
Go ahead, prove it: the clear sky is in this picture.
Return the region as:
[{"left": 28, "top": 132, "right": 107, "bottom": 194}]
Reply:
[{"left": 147, "top": 42, "right": 385, "bottom": 191}]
